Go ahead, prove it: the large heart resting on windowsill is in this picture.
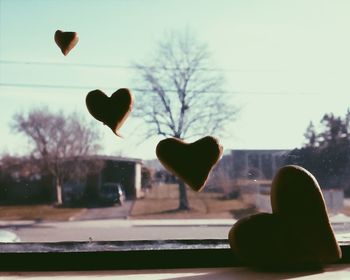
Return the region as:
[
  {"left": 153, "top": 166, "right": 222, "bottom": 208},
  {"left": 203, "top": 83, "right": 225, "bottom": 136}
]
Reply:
[
  {"left": 54, "top": 30, "right": 79, "bottom": 56},
  {"left": 156, "top": 136, "right": 223, "bottom": 191},
  {"left": 86, "top": 88, "right": 133, "bottom": 137},
  {"left": 228, "top": 165, "right": 342, "bottom": 268}
]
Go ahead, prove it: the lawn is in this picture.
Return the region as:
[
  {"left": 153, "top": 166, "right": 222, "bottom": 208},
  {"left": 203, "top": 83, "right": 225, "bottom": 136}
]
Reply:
[
  {"left": 0, "top": 205, "right": 86, "bottom": 221},
  {"left": 130, "top": 183, "right": 257, "bottom": 219}
]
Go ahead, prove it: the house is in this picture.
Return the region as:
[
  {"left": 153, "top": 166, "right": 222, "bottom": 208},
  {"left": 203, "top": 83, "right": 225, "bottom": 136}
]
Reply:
[
  {"left": 0, "top": 155, "right": 143, "bottom": 206},
  {"left": 76, "top": 156, "right": 142, "bottom": 203},
  {"left": 63, "top": 155, "right": 143, "bottom": 205}
]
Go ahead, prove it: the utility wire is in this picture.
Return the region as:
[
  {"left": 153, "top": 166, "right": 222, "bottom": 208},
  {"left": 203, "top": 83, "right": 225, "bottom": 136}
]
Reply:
[
  {"left": 0, "top": 59, "right": 285, "bottom": 73},
  {"left": 0, "top": 60, "right": 133, "bottom": 69},
  {"left": 0, "top": 82, "right": 318, "bottom": 95}
]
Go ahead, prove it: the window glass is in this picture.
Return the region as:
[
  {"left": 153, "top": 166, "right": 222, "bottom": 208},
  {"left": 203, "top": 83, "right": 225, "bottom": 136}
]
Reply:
[{"left": 1, "top": 0, "right": 350, "bottom": 243}]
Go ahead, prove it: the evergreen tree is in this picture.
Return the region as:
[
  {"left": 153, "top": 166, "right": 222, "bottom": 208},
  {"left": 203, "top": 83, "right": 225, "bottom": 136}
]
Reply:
[{"left": 285, "top": 110, "right": 350, "bottom": 191}]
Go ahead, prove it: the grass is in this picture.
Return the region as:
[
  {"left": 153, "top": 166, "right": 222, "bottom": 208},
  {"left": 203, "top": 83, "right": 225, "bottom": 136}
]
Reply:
[
  {"left": 130, "top": 183, "right": 256, "bottom": 219},
  {"left": 132, "top": 183, "right": 350, "bottom": 219},
  {"left": 0, "top": 204, "right": 86, "bottom": 221},
  {"left": 2, "top": 187, "right": 348, "bottom": 221}
]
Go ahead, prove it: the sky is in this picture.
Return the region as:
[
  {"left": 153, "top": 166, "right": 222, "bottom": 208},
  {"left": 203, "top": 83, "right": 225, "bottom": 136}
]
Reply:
[{"left": 1, "top": 0, "right": 350, "bottom": 160}]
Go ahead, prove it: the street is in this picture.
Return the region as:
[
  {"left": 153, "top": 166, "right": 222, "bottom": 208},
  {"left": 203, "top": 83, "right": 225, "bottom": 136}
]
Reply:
[
  {"left": 2, "top": 215, "right": 350, "bottom": 243},
  {"left": 1, "top": 219, "right": 236, "bottom": 242}
]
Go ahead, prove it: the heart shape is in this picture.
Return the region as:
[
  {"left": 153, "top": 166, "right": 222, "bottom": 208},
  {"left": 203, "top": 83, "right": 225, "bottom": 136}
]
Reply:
[
  {"left": 54, "top": 30, "right": 79, "bottom": 56},
  {"left": 86, "top": 88, "right": 133, "bottom": 136},
  {"left": 156, "top": 136, "right": 223, "bottom": 191},
  {"left": 228, "top": 165, "right": 341, "bottom": 267}
]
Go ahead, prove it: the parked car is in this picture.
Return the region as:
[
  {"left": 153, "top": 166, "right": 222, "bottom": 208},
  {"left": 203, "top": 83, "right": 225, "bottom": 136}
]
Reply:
[
  {"left": 0, "top": 230, "right": 21, "bottom": 242},
  {"left": 100, "top": 183, "right": 125, "bottom": 206}
]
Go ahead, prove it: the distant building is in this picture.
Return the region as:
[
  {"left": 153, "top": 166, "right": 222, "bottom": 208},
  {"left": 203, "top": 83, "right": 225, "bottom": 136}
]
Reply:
[
  {"left": 227, "top": 149, "right": 290, "bottom": 180},
  {"left": 63, "top": 155, "right": 143, "bottom": 205},
  {"left": 0, "top": 155, "right": 143, "bottom": 205},
  {"left": 207, "top": 149, "right": 290, "bottom": 192}
]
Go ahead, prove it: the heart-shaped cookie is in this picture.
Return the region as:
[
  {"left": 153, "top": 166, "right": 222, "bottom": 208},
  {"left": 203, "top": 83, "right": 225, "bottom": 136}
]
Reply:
[
  {"left": 156, "top": 136, "right": 223, "bottom": 191},
  {"left": 86, "top": 88, "right": 133, "bottom": 136},
  {"left": 228, "top": 165, "right": 341, "bottom": 267},
  {"left": 54, "top": 30, "right": 79, "bottom": 56}
]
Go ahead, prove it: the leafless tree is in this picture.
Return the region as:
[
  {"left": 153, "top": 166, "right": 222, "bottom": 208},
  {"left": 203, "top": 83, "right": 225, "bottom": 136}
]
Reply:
[
  {"left": 134, "top": 30, "right": 239, "bottom": 210},
  {"left": 11, "top": 107, "right": 103, "bottom": 205}
]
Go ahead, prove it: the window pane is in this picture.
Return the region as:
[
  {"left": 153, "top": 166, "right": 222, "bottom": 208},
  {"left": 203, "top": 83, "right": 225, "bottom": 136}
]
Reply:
[{"left": 1, "top": 0, "right": 350, "bottom": 243}]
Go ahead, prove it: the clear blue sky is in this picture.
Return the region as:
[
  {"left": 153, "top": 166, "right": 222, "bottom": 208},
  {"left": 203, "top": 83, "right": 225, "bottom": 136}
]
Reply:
[{"left": 1, "top": 0, "right": 350, "bottom": 159}]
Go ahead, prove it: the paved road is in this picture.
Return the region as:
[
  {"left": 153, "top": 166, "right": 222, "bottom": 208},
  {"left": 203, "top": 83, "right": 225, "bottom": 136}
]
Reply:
[
  {"left": 2, "top": 214, "right": 350, "bottom": 243},
  {"left": 2, "top": 219, "right": 235, "bottom": 242}
]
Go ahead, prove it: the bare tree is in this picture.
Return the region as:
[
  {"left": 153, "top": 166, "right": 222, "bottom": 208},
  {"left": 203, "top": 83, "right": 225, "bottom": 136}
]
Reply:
[
  {"left": 11, "top": 107, "right": 102, "bottom": 205},
  {"left": 134, "top": 30, "right": 239, "bottom": 210}
]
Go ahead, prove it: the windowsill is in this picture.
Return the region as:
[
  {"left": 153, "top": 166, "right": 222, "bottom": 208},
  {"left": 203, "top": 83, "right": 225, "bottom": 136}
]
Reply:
[
  {"left": 0, "top": 239, "right": 349, "bottom": 271},
  {"left": 1, "top": 265, "right": 350, "bottom": 280}
]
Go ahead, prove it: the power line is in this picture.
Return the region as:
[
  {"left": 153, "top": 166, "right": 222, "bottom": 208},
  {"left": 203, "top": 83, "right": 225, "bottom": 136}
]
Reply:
[
  {"left": 0, "top": 59, "right": 286, "bottom": 73},
  {"left": 0, "top": 60, "right": 133, "bottom": 69},
  {"left": 0, "top": 82, "right": 97, "bottom": 90},
  {"left": 0, "top": 82, "right": 318, "bottom": 96}
]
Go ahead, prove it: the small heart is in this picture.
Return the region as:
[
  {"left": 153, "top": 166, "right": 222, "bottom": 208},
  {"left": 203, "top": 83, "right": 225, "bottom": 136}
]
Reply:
[
  {"left": 86, "top": 88, "right": 133, "bottom": 136},
  {"left": 228, "top": 165, "right": 341, "bottom": 267},
  {"left": 156, "top": 136, "right": 223, "bottom": 191},
  {"left": 54, "top": 30, "right": 79, "bottom": 56}
]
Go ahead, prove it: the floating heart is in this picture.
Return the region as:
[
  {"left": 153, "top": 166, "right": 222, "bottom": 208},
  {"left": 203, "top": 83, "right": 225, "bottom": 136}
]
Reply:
[
  {"left": 228, "top": 165, "right": 341, "bottom": 267},
  {"left": 86, "top": 88, "right": 133, "bottom": 136},
  {"left": 54, "top": 30, "right": 79, "bottom": 56},
  {"left": 156, "top": 136, "right": 223, "bottom": 191}
]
